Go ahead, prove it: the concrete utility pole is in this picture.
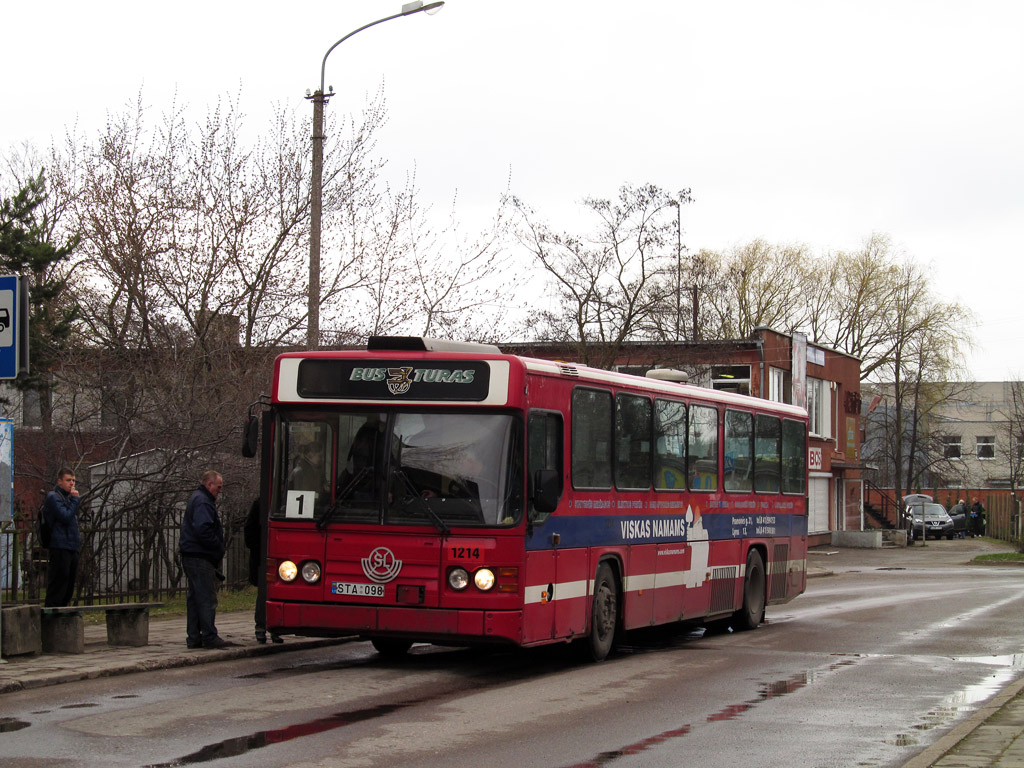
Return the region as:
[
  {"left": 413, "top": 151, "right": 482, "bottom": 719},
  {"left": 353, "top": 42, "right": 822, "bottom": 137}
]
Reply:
[{"left": 306, "top": 1, "right": 444, "bottom": 349}]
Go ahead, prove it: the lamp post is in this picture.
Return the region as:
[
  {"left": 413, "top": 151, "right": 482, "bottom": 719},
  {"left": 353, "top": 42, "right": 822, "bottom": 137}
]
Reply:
[{"left": 306, "top": 0, "right": 444, "bottom": 349}]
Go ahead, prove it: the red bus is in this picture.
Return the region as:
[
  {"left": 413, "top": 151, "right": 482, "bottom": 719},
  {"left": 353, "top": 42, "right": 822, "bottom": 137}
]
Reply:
[{"left": 244, "top": 336, "right": 808, "bottom": 661}]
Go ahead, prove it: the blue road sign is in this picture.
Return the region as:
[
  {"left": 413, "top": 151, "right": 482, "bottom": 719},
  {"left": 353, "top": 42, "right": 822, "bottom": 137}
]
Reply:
[{"left": 0, "top": 276, "right": 19, "bottom": 379}]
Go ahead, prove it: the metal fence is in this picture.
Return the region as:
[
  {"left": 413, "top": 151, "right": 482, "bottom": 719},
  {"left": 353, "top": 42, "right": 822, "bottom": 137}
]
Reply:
[{"left": 1, "top": 519, "right": 249, "bottom": 606}]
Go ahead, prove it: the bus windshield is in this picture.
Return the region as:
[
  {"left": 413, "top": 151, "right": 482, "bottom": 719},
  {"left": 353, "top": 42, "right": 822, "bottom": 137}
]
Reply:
[{"left": 274, "top": 410, "right": 523, "bottom": 528}]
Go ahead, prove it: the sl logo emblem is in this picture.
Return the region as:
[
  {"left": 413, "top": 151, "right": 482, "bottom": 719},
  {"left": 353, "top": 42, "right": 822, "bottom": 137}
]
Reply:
[
  {"left": 362, "top": 546, "right": 402, "bottom": 583},
  {"left": 386, "top": 367, "right": 414, "bottom": 395}
]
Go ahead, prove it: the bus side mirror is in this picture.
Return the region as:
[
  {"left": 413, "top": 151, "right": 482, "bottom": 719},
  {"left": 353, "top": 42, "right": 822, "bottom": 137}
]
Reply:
[
  {"left": 532, "top": 469, "right": 560, "bottom": 515},
  {"left": 241, "top": 416, "right": 259, "bottom": 458}
]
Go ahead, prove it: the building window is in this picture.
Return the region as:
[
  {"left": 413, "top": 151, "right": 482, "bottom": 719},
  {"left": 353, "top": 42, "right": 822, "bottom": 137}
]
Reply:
[
  {"left": 712, "top": 365, "right": 750, "bottom": 396},
  {"left": 807, "top": 378, "right": 831, "bottom": 438},
  {"left": 942, "top": 436, "right": 962, "bottom": 460},
  {"left": 977, "top": 436, "right": 995, "bottom": 460},
  {"left": 768, "top": 367, "right": 791, "bottom": 404}
]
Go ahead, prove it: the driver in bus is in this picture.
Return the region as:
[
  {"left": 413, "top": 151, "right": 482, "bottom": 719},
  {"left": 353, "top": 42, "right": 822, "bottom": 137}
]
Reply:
[{"left": 337, "top": 420, "right": 385, "bottom": 503}]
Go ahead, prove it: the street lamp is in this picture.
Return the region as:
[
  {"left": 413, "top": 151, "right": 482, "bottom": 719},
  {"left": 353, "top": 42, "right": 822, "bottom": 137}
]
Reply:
[{"left": 306, "top": 0, "right": 445, "bottom": 349}]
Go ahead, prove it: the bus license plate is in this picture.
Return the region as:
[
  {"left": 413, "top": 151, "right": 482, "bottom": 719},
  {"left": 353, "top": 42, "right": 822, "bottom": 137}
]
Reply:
[{"left": 332, "top": 582, "right": 385, "bottom": 598}]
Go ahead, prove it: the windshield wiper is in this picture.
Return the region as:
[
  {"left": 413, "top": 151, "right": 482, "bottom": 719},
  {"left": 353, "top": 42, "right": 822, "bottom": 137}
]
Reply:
[
  {"left": 315, "top": 467, "right": 371, "bottom": 530},
  {"left": 391, "top": 467, "right": 450, "bottom": 535}
]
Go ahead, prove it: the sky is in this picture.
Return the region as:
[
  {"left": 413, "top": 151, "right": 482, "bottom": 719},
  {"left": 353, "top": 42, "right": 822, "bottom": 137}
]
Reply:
[{"left": 2, "top": 1, "right": 1022, "bottom": 380}]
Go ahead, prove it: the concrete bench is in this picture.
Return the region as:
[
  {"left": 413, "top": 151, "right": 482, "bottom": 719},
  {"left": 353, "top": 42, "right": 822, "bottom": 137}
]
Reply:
[
  {"left": 40, "top": 602, "right": 164, "bottom": 653},
  {"left": 1, "top": 605, "right": 42, "bottom": 657}
]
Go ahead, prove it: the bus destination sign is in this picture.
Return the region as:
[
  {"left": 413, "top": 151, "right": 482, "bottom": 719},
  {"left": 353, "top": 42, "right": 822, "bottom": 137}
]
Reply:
[{"left": 297, "top": 359, "right": 492, "bottom": 401}]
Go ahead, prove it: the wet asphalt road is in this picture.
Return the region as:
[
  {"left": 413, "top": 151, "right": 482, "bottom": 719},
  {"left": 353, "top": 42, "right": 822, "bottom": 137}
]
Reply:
[{"left": 1, "top": 538, "right": 1021, "bottom": 768}]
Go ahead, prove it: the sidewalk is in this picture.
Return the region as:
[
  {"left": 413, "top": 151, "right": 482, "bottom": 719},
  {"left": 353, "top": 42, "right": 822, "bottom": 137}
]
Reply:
[{"left": 0, "top": 608, "right": 350, "bottom": 694}]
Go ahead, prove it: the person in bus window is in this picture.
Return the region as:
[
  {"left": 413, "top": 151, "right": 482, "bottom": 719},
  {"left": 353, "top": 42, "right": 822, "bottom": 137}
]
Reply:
[
  {"left": 288, "top": 430, "right": 323, "bottom": 492},
  {"left": 337, "top": 421, "right": 380, "bottom": 503}
]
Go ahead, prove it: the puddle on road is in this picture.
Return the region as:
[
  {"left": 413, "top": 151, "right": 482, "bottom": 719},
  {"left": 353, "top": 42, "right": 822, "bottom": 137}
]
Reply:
[
  {"left": 143, "top": 700, "right": 421, "bottom": 767},
  {"left": 0, "top": 717, "right": 31, "bottom": 733},
  {"left": 890, "top": 652, "right": 1024, "bottom": 748},
  {"left": 559, "top": 657, "right": 864, "bottom": 767}
]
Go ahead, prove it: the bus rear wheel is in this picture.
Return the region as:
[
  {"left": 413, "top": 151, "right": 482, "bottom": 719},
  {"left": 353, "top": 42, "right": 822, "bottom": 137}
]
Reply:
[
  {"left": 732, "top": 549, "right": 765, "bottom": 631},
  {"left": 371, "top": 637, "right": 413, "bottom": 657},
  {"left": 584, "top": 562, "right": 619, "bottom": 662}
]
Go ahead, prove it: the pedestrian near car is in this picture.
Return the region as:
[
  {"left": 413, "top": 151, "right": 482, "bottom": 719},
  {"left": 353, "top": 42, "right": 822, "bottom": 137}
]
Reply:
[
  {"left": 43, "top": 468, "right": 81, "bottom": 607},
  {"left": 970, "top": 497, "right": 986, "bottom": 538},
  {"left": 180, "top": 470, "right": 233, "bottom": 649},
  {"left": 244, "top": 498, "right": 282, "bottom": 644}
]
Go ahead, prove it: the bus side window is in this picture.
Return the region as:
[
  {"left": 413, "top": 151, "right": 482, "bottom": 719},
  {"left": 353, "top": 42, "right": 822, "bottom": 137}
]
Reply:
[
  {"left": 528, "top": 411, "right": 564, "bottom": 521},
  {"left": 655, "top": 399, "right": 686, "bottom": 491},
  {"left": 688, "top": 405, "right": 718, "bottom": 492},
  {"left": 754, "top": 414, "right": 782, "bottom": 493},
  {"left": 571, "top": 389, "right": 613, "bottom": 489},
  {"left": 782, "top": 419, "right": 807, "bottom": 494},
  {"left": 615, "top": 394, "right": 652, "bottom": 490},
  {"left": 724, "top": 410, "right": 753, "bottom": 492}
]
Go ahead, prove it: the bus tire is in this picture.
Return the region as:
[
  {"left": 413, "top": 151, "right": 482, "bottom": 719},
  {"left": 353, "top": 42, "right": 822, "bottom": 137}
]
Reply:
[
  {"left": 585, "top": 562, "right": 619, "bottom": 662},
  {"left": 733, "top": 549, "right": 765, "bottom": 631},
  {"left": 371, "top": 637, "right": 413, "bottom": 657}
]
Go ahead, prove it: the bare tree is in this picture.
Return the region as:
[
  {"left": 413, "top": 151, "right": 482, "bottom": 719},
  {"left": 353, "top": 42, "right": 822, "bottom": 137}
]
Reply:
[
  {"left": 512, "top": 183, "right": 690, "bottom": 368},
  {"left": 332, "top": 174, "right": 517, "bottom": 345},
  {"left": 699, "top": 239, "right": 810, "bottom": 339}
]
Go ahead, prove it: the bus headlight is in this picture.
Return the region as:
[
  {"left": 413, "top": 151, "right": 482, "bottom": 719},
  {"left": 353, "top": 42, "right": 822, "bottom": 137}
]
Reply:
[
  {"left": 278, "top": 560, "right": 298, "bottom": 582},
  {"left": 448, "top": 567, "right": 469, "bottom": 590},
  {"left": 301, "top": 561, "right": 322, "bottom": 584},
  {"left": 474, "top": 568, "right": 496, "bottom": 591}
]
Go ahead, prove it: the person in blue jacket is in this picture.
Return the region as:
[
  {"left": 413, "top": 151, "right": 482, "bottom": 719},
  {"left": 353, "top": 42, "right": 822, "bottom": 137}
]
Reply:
[
  {"left": 43, "top": 468, "right": 81, "bottom": 607},
  {"left": 180, "top": 470, "right": 232, "bottom": 649}
]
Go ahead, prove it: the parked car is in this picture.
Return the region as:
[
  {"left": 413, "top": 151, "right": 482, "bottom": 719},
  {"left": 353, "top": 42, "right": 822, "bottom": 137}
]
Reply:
[
  {"left": 905, "top": 500, "right": 955, "bottom": 541},
  {"left": 946, "top": 501, "right": 969, "bottom": 536}
]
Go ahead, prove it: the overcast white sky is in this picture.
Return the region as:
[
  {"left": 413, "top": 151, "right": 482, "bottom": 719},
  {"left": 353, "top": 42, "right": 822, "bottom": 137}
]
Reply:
[{"left": 3, "top": 1, "right": 1022, "bottom": 380}]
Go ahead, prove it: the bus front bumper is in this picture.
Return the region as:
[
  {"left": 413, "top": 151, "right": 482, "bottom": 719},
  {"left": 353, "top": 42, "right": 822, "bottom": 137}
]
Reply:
[{"left": 266, "top": 600, "right": 524, "bottom": 645}]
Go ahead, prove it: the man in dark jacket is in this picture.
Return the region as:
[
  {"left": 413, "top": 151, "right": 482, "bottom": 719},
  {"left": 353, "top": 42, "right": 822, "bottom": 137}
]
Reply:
[
  {"left": 180, "top": 470, "right": 231, "bottom": 648},
  {"left": 43, "top": 468, "right": 81, "bottom": 607},
  {"left": 970, "top": 497, "right": 986, "bottom": 538}
]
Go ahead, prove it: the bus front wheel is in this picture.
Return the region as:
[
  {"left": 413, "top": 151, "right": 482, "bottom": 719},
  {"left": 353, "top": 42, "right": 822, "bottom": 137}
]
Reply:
[
  {"left": 585, "top": 562, "right": 619, "bottom": 662},
  {"left": 733, "top": 549, "right": 765, "bottom": 631}
]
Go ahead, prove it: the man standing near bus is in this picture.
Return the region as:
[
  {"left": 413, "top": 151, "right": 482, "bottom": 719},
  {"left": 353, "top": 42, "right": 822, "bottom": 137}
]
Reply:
[
  {"left": 180, "top": 470, "right": 233, "bottom": 649},
  {"left": 43, "top": 468, "right": 81, "bottom": 607}
]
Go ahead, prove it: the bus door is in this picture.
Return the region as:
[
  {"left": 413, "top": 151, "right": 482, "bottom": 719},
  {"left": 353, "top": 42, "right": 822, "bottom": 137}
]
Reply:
[
  {"left": 554, "top": 547, "right": 588, "bottom": 638},
  {"left": 522, "top": 542, "right": 588, "bottom": 642},
  {"left": 523, "top": 549, "right": 555, "bottom": 643}
]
